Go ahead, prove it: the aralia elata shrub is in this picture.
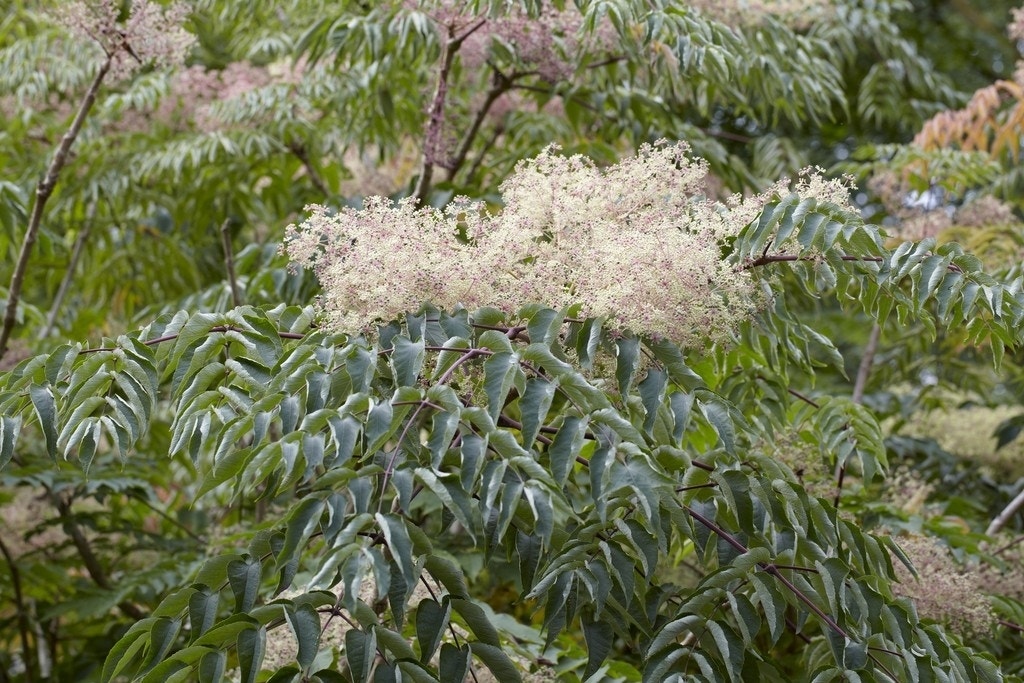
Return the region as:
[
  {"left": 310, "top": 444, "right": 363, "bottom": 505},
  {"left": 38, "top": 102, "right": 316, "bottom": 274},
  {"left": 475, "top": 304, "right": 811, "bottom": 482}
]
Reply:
[{"left": 5, "top": 1, "right": 1024, "bottom": 681}]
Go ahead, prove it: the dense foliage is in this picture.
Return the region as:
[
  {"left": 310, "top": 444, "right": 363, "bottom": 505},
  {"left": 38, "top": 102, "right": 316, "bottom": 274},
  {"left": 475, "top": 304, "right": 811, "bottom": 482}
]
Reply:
[{"left": 4, "top": 1, "right": 1024, "bottom": 681}]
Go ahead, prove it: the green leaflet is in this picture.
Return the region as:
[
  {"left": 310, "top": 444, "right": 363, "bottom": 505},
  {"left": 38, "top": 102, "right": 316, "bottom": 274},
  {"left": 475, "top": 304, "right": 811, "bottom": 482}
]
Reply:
[
  {"left": 227, "top": 557, "right": 262, "bottom": 613},
  {"left": 415, "top": 597, "right": 449, "bottom": 662},
  {"left": 469, "top": 642, "right": 522, "bottom": 683},
  {"left": 439, "top": 643, "right": 472, "bottom": 683},
  {"left": 582, "top": 616, "right": 614, "bottom": 680},
  {"left": 187, "top": 585, "right": 219, "bottom": 641},
  {"left": 236, "top": 628, "right": 266, "bottom": 683},
  {"left": 345, "top": 629, "right": 376, "bottom": 683},
  {"left": 285, "top": 602, "right": 321, "bottom": 670}
]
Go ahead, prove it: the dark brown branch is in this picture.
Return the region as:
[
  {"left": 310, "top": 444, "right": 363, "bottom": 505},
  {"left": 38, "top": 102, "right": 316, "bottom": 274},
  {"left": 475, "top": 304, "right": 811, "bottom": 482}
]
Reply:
[
  {"left": 744, "top": 252, "right": 964, "bottom": 275},
  {"left": 676, "top": 482, "right": 718, "bottom": 493},
  {"left": 0, "top": 535, "right": 34, "bottom": 682},
  {"left": 470, "top": 322, "right": 528, "bottom": 339},
  {"left": 49, "top": 491, "right": 146, "bottom": 620},
  {"left": 497, "top": 414, "right": 553, "bottom": 446},
  {"left": 414, "top": 18, "right": 487, "bottom": 204},
  {"left": 691, "top": 459, "right": 714, "bottom": 472},
  {"left": 445, "top": 66, "right": 516, "bottom": 183},
  {"left": 323, "top": 605, "right": 392, "bottom": 668},
  {"left": 127, "top": 491, "right": 205, "bottom": 544},
  {"left": 744, "top": 254, "right": 884, "bottom": 270},
  {"left": 1, "top": 55, "right": 113, "bottom": 359},
  {"left": 789, "top": 388, "right": 820, "bottom": 409},
  {"left": 757, "top": 375, "right": 821, "bottom": 409},
  {"left": 785, "top": 615, "right": 814, "bottom": 644},
  {"left": 585, "top": 55, "right": 627, "bottom": 69},
  {"left": 288, "top": 142, "right": 331, "bottom": 197},
  {"left": 769, "top": 564, "right": 819, "bottom": 574},
  {"left": 998, "top": 618, "right": 1024, "bottom": 633}
]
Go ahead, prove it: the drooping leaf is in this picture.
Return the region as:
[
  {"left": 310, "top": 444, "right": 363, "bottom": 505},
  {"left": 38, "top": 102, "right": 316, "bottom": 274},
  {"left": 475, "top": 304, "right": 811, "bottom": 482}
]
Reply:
[
  {"left": 415, "top": 598, "right": 449, "bottom": 663},
  {"left": 286, "top": 602, "right": 322, "bottom": 671},
  {"left": 237, "top": 627, "right": 266, "bottom": 683},
  {"left": 346, "top": 628, "right": 377, "bottom": 683},
  {"left": 227, "top": 556, "right": 262, "bottom": 613},
  {"left": 582, "top": 616, "right": 614, "bottom": 680}
]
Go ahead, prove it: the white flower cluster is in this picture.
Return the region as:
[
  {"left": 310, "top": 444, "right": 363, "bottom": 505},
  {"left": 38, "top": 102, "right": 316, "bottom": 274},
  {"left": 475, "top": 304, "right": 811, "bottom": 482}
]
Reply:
[{"left": 285, "top": 143, "right": 807, "bottom": 346}]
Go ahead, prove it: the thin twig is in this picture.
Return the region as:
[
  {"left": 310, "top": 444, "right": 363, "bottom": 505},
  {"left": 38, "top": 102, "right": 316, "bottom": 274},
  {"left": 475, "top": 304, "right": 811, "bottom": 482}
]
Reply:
[
  {"left": 675, "top": 482, "right": 718, "bottom": 493},
  {"left": 784, "top": 615, "right": 814, "bottom": 644},
  {"left": 127, "top": 491, "right": 205, "bottom": 544},
  {"left": 852, "top": 324, "right": 881, "bottom": 405},
  {"left": 38, "top": 203, "right": 95, "bottom": 340},
  {"left": 324, "top": 605, "right": 392, "bottom": 667},
  {"left": 465, "top": 124, "right": 502, "bottom": 184},
  {"left": 219, "top": 219, "right": 241, "bottom": 308},
  {"left": 834, "top": 323, "right": 882, "bottom": 508},
  {"left": 744, "top": 254, "right": 883, "bottom": 269},
  {"left": 684, "top": 504, "right": 899, "bottom": 681},
  {"left": 378, "top": 402, "right": 431, "bottom": 513},
  {"left": 0, "top": 55, "right": 113, "bottom": 359},
  {"left": 418, "top": 576, "right": 481, "bottom": 683},
  {"left": 437, "top": 347, "right": 489, "bottom": 385},
  {"left": 80, "top": 326, "right": 306, "bottom": 354},
  {"left": 787, "top": 387, "right": 820, "bottom": 409},
  {"left": 992, "top": 534, "right": 1024, "bottom": 556},
  {"left": 743, "top": 252, "right": 963, "bottom": 274}
]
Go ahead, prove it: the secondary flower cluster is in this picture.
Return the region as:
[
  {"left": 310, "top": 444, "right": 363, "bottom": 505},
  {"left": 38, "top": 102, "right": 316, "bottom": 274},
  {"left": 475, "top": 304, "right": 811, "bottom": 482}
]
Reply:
[
  {"left": 893, "top": 534, "right": 995, "bottom": 638},
  {"left": 285, "top": 143, "right": 792, "bottom": 346},
  {"left": 411, "top": 0, "right": 615, "bottom": 84},
  {"left": 55, "top": 0, "right": 193, "bottom": 81}
]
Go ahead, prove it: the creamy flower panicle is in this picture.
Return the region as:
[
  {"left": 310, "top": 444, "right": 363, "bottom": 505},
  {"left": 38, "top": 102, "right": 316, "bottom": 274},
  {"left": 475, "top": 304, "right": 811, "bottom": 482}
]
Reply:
[
  {"left": 284, "top": 198, "right": 493, "bottom": 333},
  {"left": 285, "top": 143, "right": 834, "bottom": 346},
  {"left": 493, "top": 143, "right": 761, "bottom": 343}
]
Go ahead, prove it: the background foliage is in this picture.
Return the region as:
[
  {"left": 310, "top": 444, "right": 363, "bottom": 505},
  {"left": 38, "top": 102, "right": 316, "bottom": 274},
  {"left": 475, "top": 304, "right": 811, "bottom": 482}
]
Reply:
[{"left": 4, "top": 0, "right": 1024, "bottom": 681}]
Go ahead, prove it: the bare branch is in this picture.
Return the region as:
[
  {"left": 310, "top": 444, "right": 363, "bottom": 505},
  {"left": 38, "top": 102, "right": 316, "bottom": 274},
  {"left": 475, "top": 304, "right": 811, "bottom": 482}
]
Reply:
[
  {"left": 0, "top": 535, "right": 34, "bottom": 682},
  {"left": 49, "top": 491, "right": 146, "bottom": 620},
  {"left": 220, "top": 219, "right": 242, "bottom": 308},
  {"left": 988, "top": 485, "right": 1024, "bottom": 536},
  {"left": 852, "top": 324, "right": 882, "bottom": 405},
  {"left": 835, "top": 322, "right": 882, "bottom": 507},
  {"left": 0, "top": 56, "right": 113, "bottom": 359},
  {"left": 288, "top": 141, "right": 331, "bottom": 197},
  {"left": 445, "top": 66, "right": 518, "bottom": 183},
  {"left": 38, "top": 203, "right": 95, "bottom": 340},
  {"left": 414, "top": 18, "right": 487, "bottom": 204}
]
